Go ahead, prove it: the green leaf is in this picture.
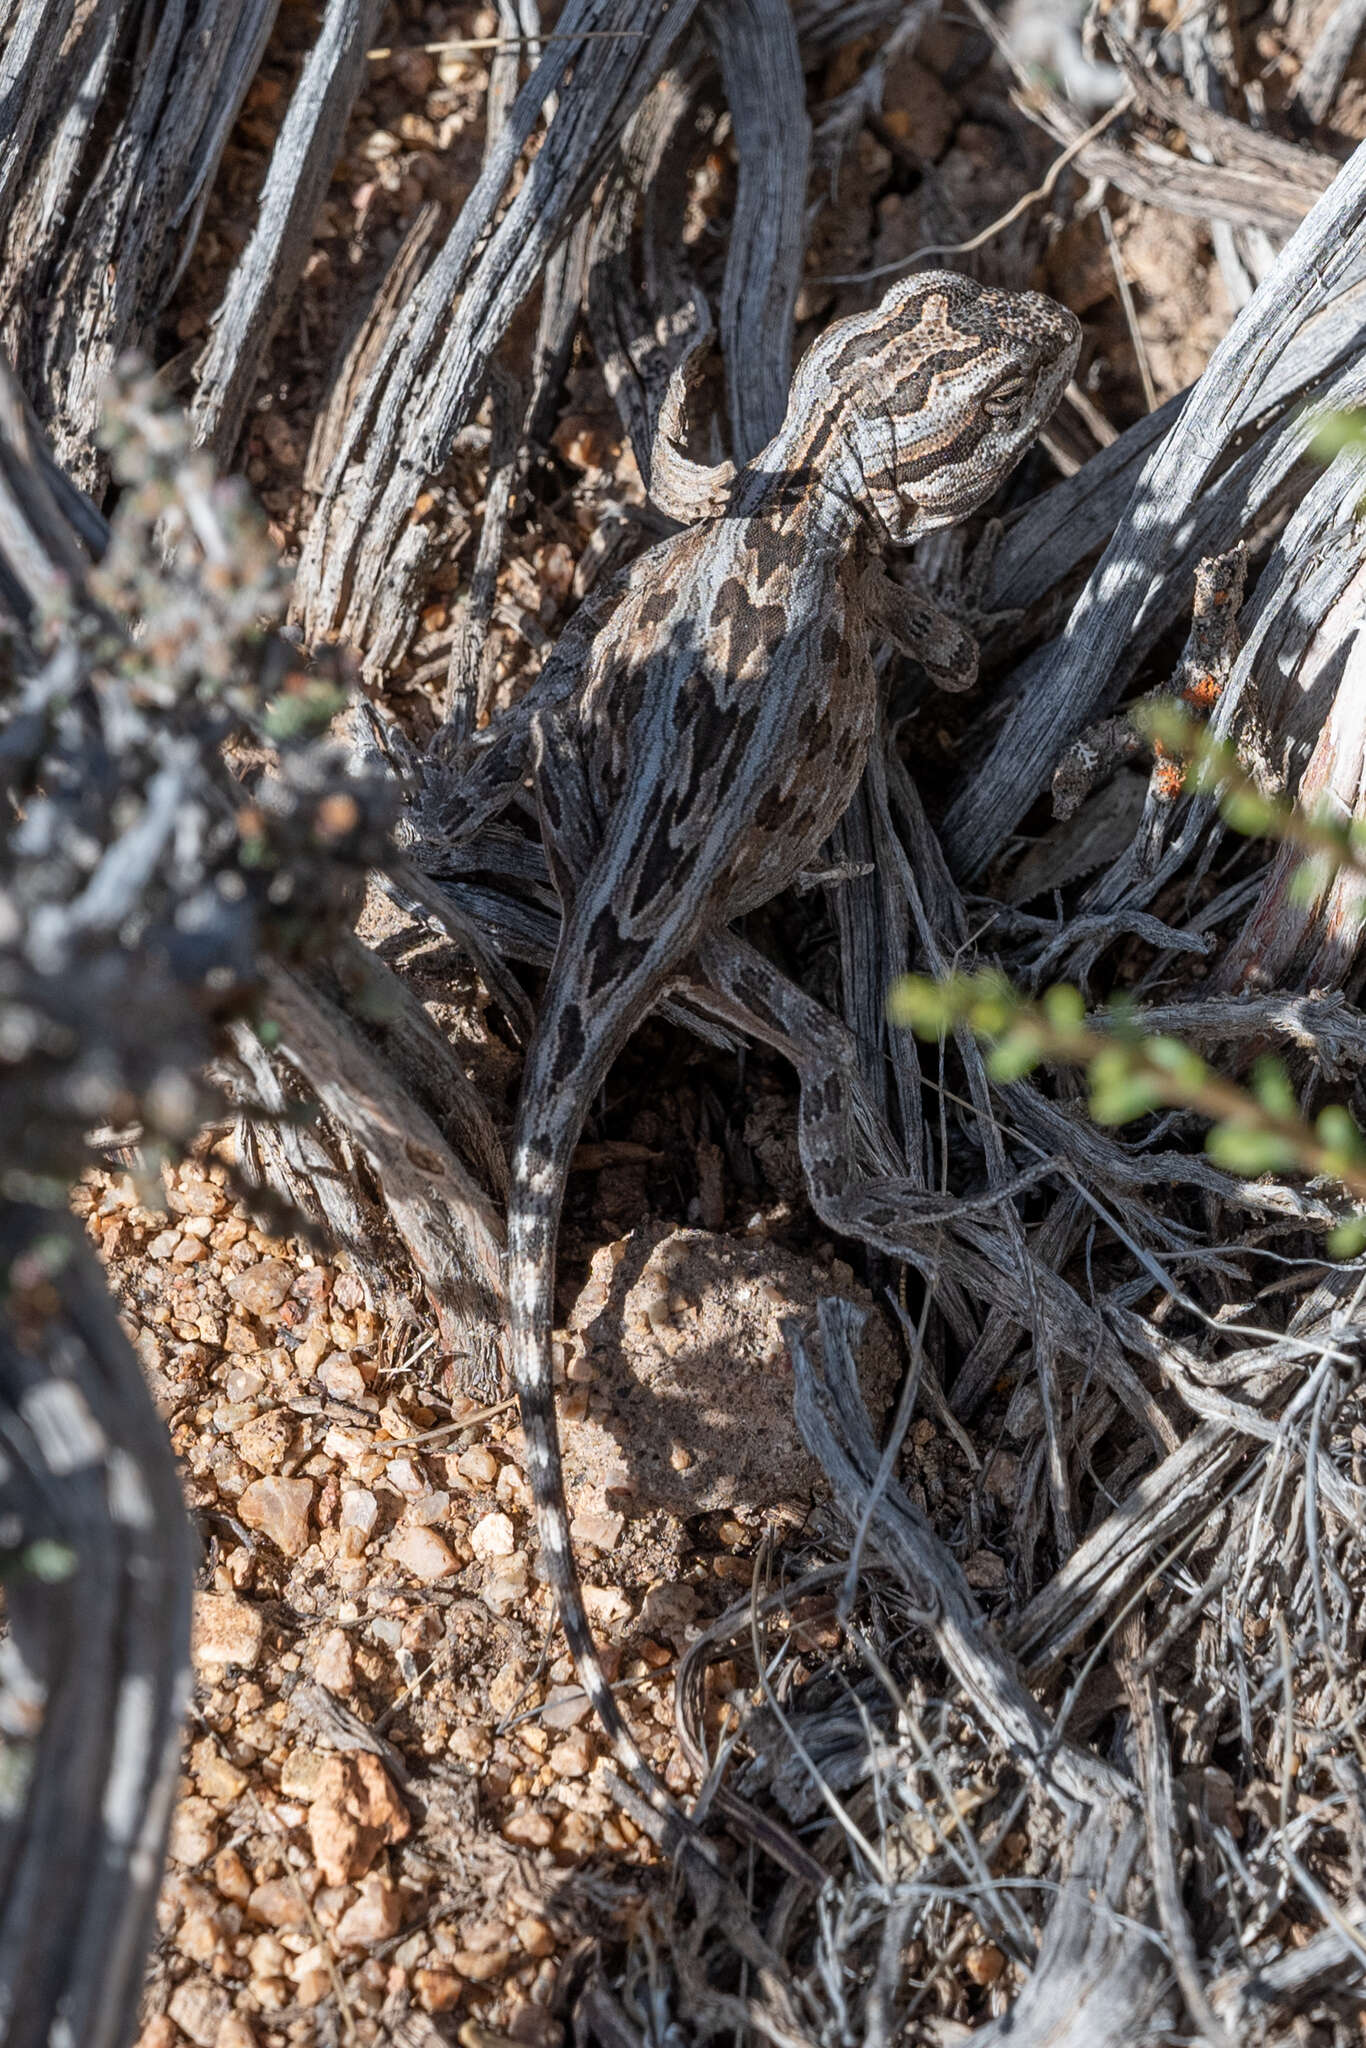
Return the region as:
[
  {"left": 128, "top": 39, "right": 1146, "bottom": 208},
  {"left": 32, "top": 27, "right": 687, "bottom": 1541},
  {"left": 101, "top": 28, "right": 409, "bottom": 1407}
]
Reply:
[
  {"left": 1137, "top": 701, "right": 1198, "bottom": 753},
  {"left": 1144, "top": 1037, "right": 1208, "bottom": 1091},
  {"left": 1328, "top": 1214, "right": 1366, "bottom": 1259},
  {"left": 1308, "top": 410, "right": 1366, "bottom": 464},
  {"left": 966, "top": 986, "right": 1020, "bottom": 1038},
  {"left": 1088, "top": 1048, "right": 1162, "bottom": 1124},
  {"left": 20, "top": 1540, "right": 76, "bottom": 1583},
  {"left": 986, "top": 1036, "right": 1042, "bottom": 1083},
  {"left": 1315, "top": 1103, "right": 1366, "bottom": 1168},
  {"left": 1251, "top": 1055, "right": 1297, "bottom": 1122},
  {"left": 1220, "top": 786, "right": 1278, "bottom": 837},
  {"left": 887, "top": 975, "right": 952, "bottom": 1035},
  {"left": 1205, "top": 1124, "right": 1301, "bottom": 1176},
  {"left": 1042, "top": 983, "right": 1086, "bottom": 1031},
  {"left": 1288, "top": 854, "right": 1333, "bottom": 909},
  {"left": 263, "top": 679, "right": 348, "bottom": 742}
]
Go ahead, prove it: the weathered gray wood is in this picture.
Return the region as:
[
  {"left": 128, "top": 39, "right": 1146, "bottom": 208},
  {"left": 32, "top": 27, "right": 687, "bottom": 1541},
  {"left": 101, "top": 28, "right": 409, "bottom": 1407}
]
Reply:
[
  {"left": 944, "top": 136, "right": 1366, "bottom": 875},
  {"left": 987, "top": 277, "right": 1366, "bottom": 615},
  {"left": 700, "top": 0, "right": 809, "bottom": 459},
  {"left": 192, "top": 0, "right": 385, "bottom": 462},
  {"left": 0, "top": 1204, "right": 194, "bottom": 2048},
  {"left": 1291, "top": 0, "right": 1366, "bottom": 124},
  {"left": 789, "top": 1298, "right": 1134, "bottom": 1812},
  {"left": 293, "top": 0, "right": 703, "bottom": 662},
  {"left": 262, "top": 962, "right": 506, "bottom": 1394},
  {"left": 36, "top": 0, "right": 282, "bottom": 484},
  {"left": 968, "top": 1819, "right": 1173, "bottom": 2048},
  {"left": 0, "top": 0, "right": 78, "bottom": 236},
  {"left": 585, "top": 51, "right": 713, "bottom": 479}
]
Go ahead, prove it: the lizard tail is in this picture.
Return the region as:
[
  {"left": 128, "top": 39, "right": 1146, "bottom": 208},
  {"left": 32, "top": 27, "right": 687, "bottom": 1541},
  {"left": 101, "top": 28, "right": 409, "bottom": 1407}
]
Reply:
[{"left": 506, "top": 1001, "right": 685, "bottom": 1835}]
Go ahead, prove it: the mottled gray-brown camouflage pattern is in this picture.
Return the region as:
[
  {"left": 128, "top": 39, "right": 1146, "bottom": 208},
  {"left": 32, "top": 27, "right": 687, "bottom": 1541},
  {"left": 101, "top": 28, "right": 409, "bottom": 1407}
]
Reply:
[{"left": 506, "top": 271, "right": 1080, "bottom": 1840}]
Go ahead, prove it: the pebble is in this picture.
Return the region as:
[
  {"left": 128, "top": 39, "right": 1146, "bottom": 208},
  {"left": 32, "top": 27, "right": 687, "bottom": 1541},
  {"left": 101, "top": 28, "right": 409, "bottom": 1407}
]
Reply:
[
  {"left": 213, "top": 1847, "right": 251, "bottom": 1904},
  {"left": 552, "top": 1811, "right": 598, "bottom": 1858},
  {"left": 190, "top": 1737, "right": 247, "bottom": 1805},
  {"left": 385, "top": 1525, "right": 458, "bottom": 1583},
  {"left": 239, "top": 1475, "right": 314, "bottom": 1557},
  {"left": 191, "top": 1591, "right": 264, "bottom": 1673},
  {"left": 294, "top": 1325, "right": 331, "bottom": 1374},
  {"left": 451, "top": 1943, "right": 514, "bottom": 1980},
  {"left": 340, "top": 1486, "right": 379, "bottom": 1535},
  {"left": 289, "top": 1944, "right": 334, "bottom": 2007},
  {"left": 581, "top": 1584, "right": 631, "bottom": 1626},
  {"left": 227, "top": 1260, "right": 294, "bottom": 1316},
  {"left": 335, "top": 1873, "right": 402, "bottom": 1948},
  {"left": 481, "top": 1557, "right": 529, "bottom": 1615},
  {"left": 147, "top": 1229, "right": 181, "bottom": 1260},
  {"left": 246, "top": 1880, "right": 309, "bottom": 1930},
  {"left": 175, "top": 1911, "right": 219, "bottom": 1963},
  {"left": 317, "top": 1354, "right": 368, "bottom": 1402},
  {"left": 517, "top": 1916, "right": 555, "bottom": 1958},
  {"left": 307, "top": 1753, "right": 410, "bottom": 1885},
  {"left": 496, "top": 1462, "right": 532, "bottom": 1509},
  {"left": 279, "top": 1749, "right": 330, "bottom": 1801},
  {"left": 247, "top": 1933, "right": 288, "bottom": 1979},
  {"left": 448, "top": 1722, "right": 493, "bottom": 1765},
  {"left": 135, "top": 2018, "right": 177, "bottom": 2048},
  {"left": 549, "top": 1730, "right": 594, "bottom": 1779},
  {"left": 457, "top": 1446, "right": 498, "bottom": 1487},
  {"left": 414, "top": 1968, "right": 463, "bottom": 2013},
  {"left": 570, "top": 1508, "right": 623, "bottom": 1554},
  {"left": 246, "top": 1974, "right": 288, "bottom": 2012},
  {"left": 386, "top": 1456, "right": 426, "bottom": 1497},
  {"left": 167, "top": 1977, "right": 230, "bottom": 2048},
  {"left": 313, "top": 1626, "right": 356, "bottom": 1695},
  {"left": 167, "top": 1796, "right": 219, "bottom": 1867},
  {"left": 470, "top": 1510, "right": 515, "bottom": 1561},
  {"left": 541, "top": 1685, "right": 591, "bottom": 1731},
  {"left": 965, "top": 1943, "right": 1006, "bottom": 1986},
  {"left": 234, "top": 1409, "right": 295, "bottom": 1476},
  {"left": 501, "top": 1810, "right": 554, "bottom": 1849}
]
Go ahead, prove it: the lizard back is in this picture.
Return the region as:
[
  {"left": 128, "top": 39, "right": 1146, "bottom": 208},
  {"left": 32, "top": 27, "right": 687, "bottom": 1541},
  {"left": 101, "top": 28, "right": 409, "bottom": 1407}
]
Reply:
[{"left": 503, "top": 271, "right": 1081, "bottom": 1841}]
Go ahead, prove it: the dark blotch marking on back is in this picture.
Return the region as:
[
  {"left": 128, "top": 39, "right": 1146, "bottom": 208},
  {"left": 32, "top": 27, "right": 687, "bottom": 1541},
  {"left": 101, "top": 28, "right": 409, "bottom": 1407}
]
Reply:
[
  {"left": 744, "top": 519, "right": 797, "bottom": 590},
  {"left": 720, "top": 586, "right": 788, "bottom": 678},
  {"left": 582, "top": 902, "right": 653, "bottom": 998},
  {"left": 636, "top": 581, "right": 680, "bottom": 632},
  {"left": 682, "top": 702, "right": 758, "bottom": 817},
  {"left": 554, "top": 1002, "right": 586, "bottom": 1074},
  {"left": 629, "top": 794, "right": 702, "bottom": 920}
]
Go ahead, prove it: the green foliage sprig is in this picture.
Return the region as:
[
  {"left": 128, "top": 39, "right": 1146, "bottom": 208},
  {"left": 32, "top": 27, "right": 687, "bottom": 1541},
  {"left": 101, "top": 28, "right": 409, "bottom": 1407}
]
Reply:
[
  {"left": 1140, "top": 702, "right": 1366, "bottom": 910},
  {"left": 888, "top": 974, "right": 1366, "bottom": 1257}
]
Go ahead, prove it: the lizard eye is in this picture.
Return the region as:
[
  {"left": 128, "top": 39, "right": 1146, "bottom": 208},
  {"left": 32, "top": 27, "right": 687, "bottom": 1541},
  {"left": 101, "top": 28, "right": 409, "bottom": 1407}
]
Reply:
[{"left": 983, "top": 375, "right": 1029, "bottom": 420}]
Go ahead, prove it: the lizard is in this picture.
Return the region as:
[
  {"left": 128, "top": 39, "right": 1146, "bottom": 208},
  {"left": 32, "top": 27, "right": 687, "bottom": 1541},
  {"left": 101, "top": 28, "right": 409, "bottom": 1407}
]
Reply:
[{"left": 504, "top": 270, "right": 1080, "bottom": 1845}]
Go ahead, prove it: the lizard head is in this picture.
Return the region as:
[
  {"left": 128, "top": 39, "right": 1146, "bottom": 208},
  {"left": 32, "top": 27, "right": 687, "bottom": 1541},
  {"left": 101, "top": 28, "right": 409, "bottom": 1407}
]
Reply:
[{"left": 800, "top": 270, "right": 1080, "bottom": 545}]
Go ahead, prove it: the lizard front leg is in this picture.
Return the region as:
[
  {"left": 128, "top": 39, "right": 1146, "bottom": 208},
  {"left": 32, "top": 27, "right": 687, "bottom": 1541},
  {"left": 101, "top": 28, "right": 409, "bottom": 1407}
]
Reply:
[
  {"left": 648, "top": 338, "right": 736, "bottom": 524},
  {"left": 859, "top": 560, "right": 980, "bottom": 694}
]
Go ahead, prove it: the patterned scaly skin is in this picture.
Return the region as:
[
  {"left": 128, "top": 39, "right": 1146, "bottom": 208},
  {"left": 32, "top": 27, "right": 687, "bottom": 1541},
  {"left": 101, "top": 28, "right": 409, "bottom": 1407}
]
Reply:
[{"left": 508, "top": 273, "right": 1080, "bottom": 1837}]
